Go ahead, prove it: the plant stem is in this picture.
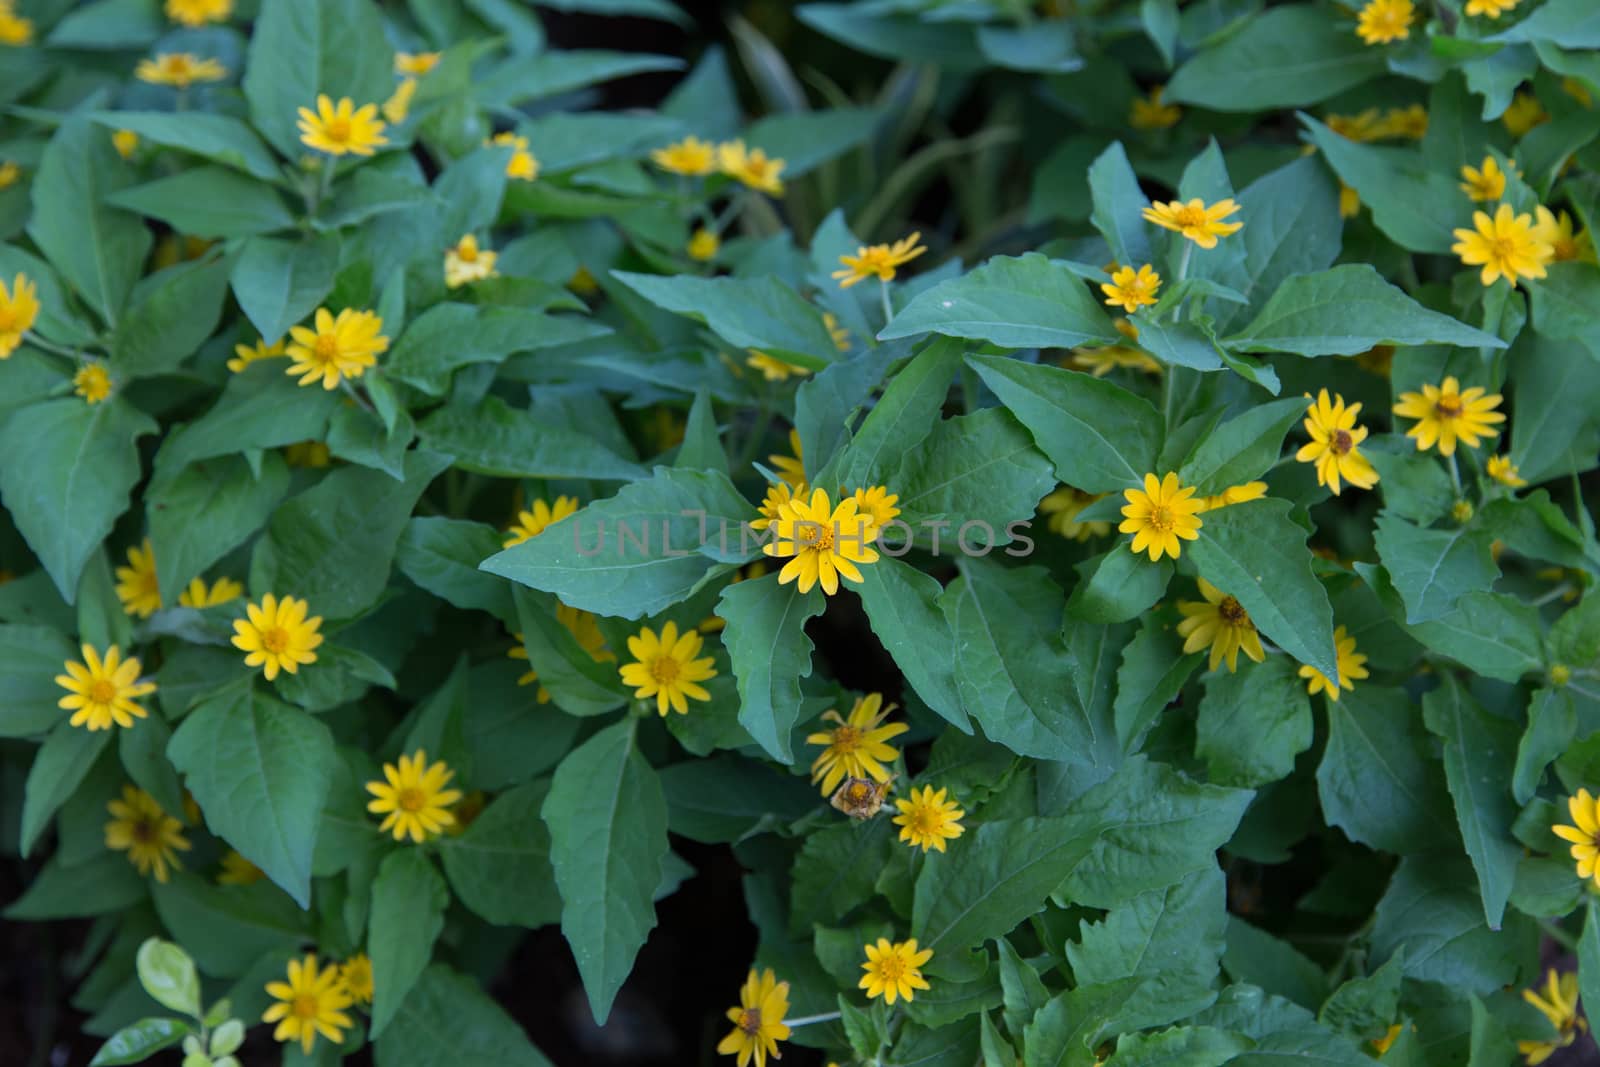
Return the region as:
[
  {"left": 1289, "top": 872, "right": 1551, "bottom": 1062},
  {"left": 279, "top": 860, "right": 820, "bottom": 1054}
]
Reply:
[
  {"left": 879, "top": 279, "right": 894, "bottom": 327},
  {"left": 784, "top": 1011, "right": 843, "bottom": 1028},
  {"left": 21, "top": 331, "right": 87, "bottom": 361},
  {"left": 1446, "top": 452, "right": 1463, "bottom": 497}
]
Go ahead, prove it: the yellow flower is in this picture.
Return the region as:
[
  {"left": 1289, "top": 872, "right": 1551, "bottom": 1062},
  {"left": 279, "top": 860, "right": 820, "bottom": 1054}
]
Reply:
[
  {"left": 179, "top": 576, "right": 243, "bottom": 608},
  {"left": 1372, "top": 1025, "right": 1404, "bottom": 1055},
  {"left": 228, "top": 337, "right": 287, "bottom": 373},
  {"left": 1563, "top": 77, "right": 1593, "bottom": 109},
  {"left": 652, "top": 136, "right": 717, "bottom": 176},
  {"left": 56, "top": 644, "right": 156, "bottom": 731},
  {"left": 753, "top": 480, "right": 803, "bottom": 532},
  {"left": 1356, "top": 0, "right": 1414, "bottom": 44},
  {"left": 1514, "top": 968, "right": 1587, "bottom": 1065},
  {"left": 74, "top": 363, "right": 113, "bottom": 404},
  {"left": 892, "top": 785, "right": 965, "bottom": 852},
  {"left": 394, "top": 51, "right": 440, "bottom": 76},
  {"left": 860, "top": 938, "right": 932, "bottom": 1005},
  {"left": 718, "top": 140, "right": 784, "bottom": 195},
  {"left": 1339, "top": 183, "right": 1361, "bottom": 219},
  {"left": 764, "top": 487, "right": 880, "bottom": 595},
  {"left": 366, "top": 750, "right": 462, "bottom": 842},
  {"left": 619, "top": 621, "right": 717, "bottom": 716},
  {"left": 569, "top": 266, "right": 598, "bottom": 294},
  {"left": 1556, "top": 790, "right": 1600, "bottom": 888},
  {"left": 0, "top": 272, "right": 40, "bottom": 358},
  {"left": 1101, "top": 264, "right": 1161, "bottom": 313},
  {"left": 806, "top": 692, "right": 908, "bottom": 795},
  {"left": 1486, "top": 454, "right": 1527, "bottom": 488},
  {"left": 0, "top": 3, "right": 33, "bottom": 44},
  {"left": 381, "top": 76, "right": 416, "bottom": 125},
  {"left": 1378, "top": 104, "right": 1428, "bottom": 139},
  {"left": 1130, "top": 86, "right": 1181, "bottom": 130},
  {"left": 263, "top": 955, "right": 354, "bottom": 1055},
  {"left": 444, "top": 233, "right": 497, "bottom": 289},
  {"left": 284, "top": 440, "right": 331, "bottom": 468},
  {"left": 745, "top": 351, "right": 810, "bottom": 382},
  {"left": 1297, "top": 625, "right": 1368, "bottom": 702},
  {"left": 1142, "top": 198, "right": 1243, "bottom": 249},
  {"left": 824, "top": 312, "right": 850, "bottom": 350},
  {"left": 339, "top": 954, "right": 374, "bottom": 1005},
  {"left": 1327, "top": 109, "right": 1383, "bottom": 142},
  {"left": 504, "top": 495, "right": 580, "bottom": 547},
  {"left": 1534, "top": 207, "right": 1589, "bottom": 263},
  {"left": 1393, "top": 376, "right": 1505, "bottom": 456},
  {"left": 768, "top": 428, "right": 805, "bottom": 486},
  {"left": 1197, "top": 480, "right": 1267, "bottom": 512},
  {"left": 232, "top": 594, "right": 324, "bottom": 680},
  {"left": 833, "top": 232, "right": 927, "bottom": 288},
  {"left": 1040, "top": 486, "right": 1111, "bottom": 540},
  {"left": 852, "top": 485, "right": 900, "bottom": 538},
  {"left": 1452, "top": 203, "right": 1552, "bottom": 288},
  {"left": 114, "top": 538, "right": 161, "bottom": 618},
  {"left": 105, "top": 785, "right": 189, "bottom": 883},
  {"left": 1177, "top": 578, "right": 1267, "bottom": 673},
  {"left": 166, "top": 0, "right": 229, "bottom": 26},
  {"left": 1119, "top": 472, "right": 1203, "bottom": 562},
  {"left": 511, "top": 605, "right": 613, "bottom": 698},
  {"left": 285, "top": 307, "right": 388, "bottom": 389},
  {"left": 488, "top": 131, "right": 538, "bottom": 180},
  {"left": 1465, "top": 0, "right": 1519, "bottom": 14},
  {"left": 135, "top": 53, "right": 227, "bottom": 88},
  {"left": 716, "top": 969, "right": 790, "bottom": 1067},
  {"left": 217, "top": 849, "right": 264, "bottom": 886},
  {"left": 0, "top": 160, "right": 18, "bottom": 187},
  {"left": 1459, "top": 155, "right": 1508, "bottom": 202},
  {"left": 297, "top": 95, "right": 387, "bottom": 157},
  {"left": 112, "top": 129, "right": 140, "bottom": 158},
  {"left": 1070, "top": 320, "right": 1162, "bottom": 377},
  {"left": 1503, "top": 92, "right": 1549, "bottom": 137},
  {"left": 688, "top": 228, "right": 720, "bottom": 261},
  {"left": 1296, "top": 389, "right": 1378, "bottom": 495}
]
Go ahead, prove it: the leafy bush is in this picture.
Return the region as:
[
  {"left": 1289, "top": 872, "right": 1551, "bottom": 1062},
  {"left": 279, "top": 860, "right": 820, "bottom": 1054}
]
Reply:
[{"left": 3, "top": 0, "right": 1600, "bottom": 1064}]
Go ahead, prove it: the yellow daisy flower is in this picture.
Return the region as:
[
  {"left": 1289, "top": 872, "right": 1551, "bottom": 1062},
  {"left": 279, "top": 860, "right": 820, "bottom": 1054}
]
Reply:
[
  {"left": 285, "top": 307, "right": 388, "bottom": 389},
  {"left": 1119, "top": 472, "right": 1204, "bottom": 562},
  {"left": 1453, "top": 203, "right": 1553, "bottom": 288},
  {"left": 165, "top": 0, "right": 229, "bottom": 26},
  {"left": 504, "top": 495, "right": 580, "bottom": 547},
  {"left": 1327, "top": 109, "right": 1384, "bottom": 142},
  {"left": 688, "top": 228, "right": 720, "bottom": 261},
  {"left": 231, "top": 593, "right": 324, "bottom": 680},
  {"left": 112, "top": 129, "right": 140, "bottom": 158},
  {"left": 381, "top": 76, "right": 416, "bottom": 125},
  {"left": 1466, "top": 0, "right": 1520, "bottom": 15},
  {"left": 892, "top": 785, "right": 965, "bottom": 852},
  {"left": 135, "top": 53, "right": 226, "bottom": 88},
  {"left": 228, "top": 337, "right": 287, "bottom": 373},
  {"left": 1516, "top": 968, "right": 1585, "bottom": 1065},
  {"left": 297, "top": 95, "right": 388, "bottom": 157},
  {"left": 262, "top": 955, "right": 354, "bottom": 1055},
  {"left": 339, "top": 954, "right": 374, "bottom": 1005},
  {"left": 217, "top": 849, "right": 265, "bottom": 885},
  {"left": 860, "top": 938, "right": 932, "bottom": 1005},
  {"left": 178, "top": 576, "right": 243, "bottom": 608},
  {"left": 366, "top": 750, "right": 463, "bottom": 843},
  {"left": 1372, "top": 1025, "right": 1404, "bottom": 1055},
  {"left": 716, "top": 969, "right": 790, "bottom": 1067},
  {"left": 1393, "top": 376, "right": 1505, "bottom": 456},
  {"left": 0, "top": 3, "right": 33, "bottom": 44},
  {"left": 1459, "top": 155, "right": 1508, "bottom": 202},
  {"left": 1555, "top": 790, "right": 1600, "bottom": 888},
  {"left": 1379, "top": 104, "right": 1428, "bottom": 139},
  {"left": 833, "top": 232, "right": 927, "bottom": 288},
  {"left": 1101, "top": 264, "right": 1161, "bottom": 313},
  {"left": 1296, "top": 389, "right": 1379, "bottom": 494},
  {"left": 1069, "top": 320, "right": 1162, "bottom": 377},
  {"left": 652, "top": 136, "right": 717, "bottom": 176},
  {"left": 1197, "top": 480, "right": 1268, "bottom": 512},
  {"left": 1356, "top": 0, "right": 1414, "bottom": 44},
  {"left": 746, "top": 351, "right": 810, "bottom": 382},
  {"left": 1534, "top": 207, "right": 1589, "bottom": 263},
  {"left": 0, "top": 160, "right": 19, "bottom": 187},
  {"left": 763, "top": 487, "right": 880, "bottom": 595},
  {"left": 511, "top": 604, "right": 613, "bottom": 699},
  {"left": 852, "top": 485, "right": 901, "bottom": 539},
  {"left": 1040, "top": 486, "right": 1111, "bottom": 541},
  {"left": 806, "top": 692, "right": 908, "bottom": 795},
  {"left": 768, "top": 428, "right": 805, "bottom": 486},
  {"left": 717, "top": 140, "right": 784, "bottom": 196},
  {"left": 488, "top": 131, "right": 539, "bottom": 180},
  {"left": 74, "top": 363, "right": 113, "bottom": 404},
  {"left": 1339, "top": 183, "right": 1362, "bottom": 219},
  {"left": 1297, "top": 625, "right": 1369, "bottom": 702},
  {"left": 1129, "top": 86, "right": 1180, "bottom": 130},
  {"left": 1177, "top": 578, "right": 1266, "bottom": 673},
  {"left": 619, "top": 621, "right": 717, "bottom": 716},
  {"left": 1486, "top": 454, "right": 1527, "bottom": 488},
  {"left": 444, "top": 234, "right": 497, "bottom": 289},
  {"left": 114, "top": 538, "right": 161, "bottom": 618},
  {"left": 824, "top": 312, "right": 851, "bottom": 350},
  {"left": 394, "top": 51, "right": 440, "bottom": 76},
  {"left": 105, "top": 785, "right": 190, "bottom": 883},
  {"left": 753, "top": 480, "right": 803, "bottom": 532},
  {"left": 1142, "top": 198, "right": 1242, "bottom": 249},
  {"left": 1503, "top": 91, "right": 1550, "bottom": 137},
  {"left": 0, "top": 272, "right": 40, "bottom": 359},
  {"left": 56, "top": 644, "right": 156, "bottom": 731}
]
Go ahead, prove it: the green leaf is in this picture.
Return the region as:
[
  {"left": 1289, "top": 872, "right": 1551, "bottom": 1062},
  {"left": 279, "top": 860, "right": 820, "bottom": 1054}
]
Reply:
[
  {"left": 881, "top": 254, "right": 1119, "bottom": 349},
  {"left": 1023, "top": 980, "right": 1140, "bottom": 1067},
  {"left": 326, "top": 405, "right": 415, "bottom": 479},
  {"left": 1224, "top": 155, "right": 1344, "bottom": 327},
  {"left": 89, "top": 1018, "right": 190, "bottom": 1066},
  {"left": 417, "top": 396, "right": 645, "bottom": 481},
  {"left": 369, "top": 850, "right": 449, "bottom": 1037},
  {"left": 1066, "top": 549, "right": 1173, "bottom": 625},
  {"left": 1373, "top": 516, "right": 1498, "bottom": 625},
  {"left": 28, "top": 115, "right": 152, "bottom": 326},
  {"left": 0, "top": 624, "right": 78, "bottom": 737},
  {"left": 967, "top": 354, "right": 1162, "bottom": 494},
  {"left": 151, "top": 874, "right": 308, "bottom": 976},
  {"left": 119, "top": 713, "right": 184, "bottom": 822},
  {"left": 397, "top": 517, "right": 516, "bottom": 625},
  {"left": 1371, "top": 856, "right": 1524, "bottom": 995},
  {"left": 111, "top": 257, "right": 231, "bottom": 378},
  {"left": 1422, "top": 678, "right": 1521, "bottom": 929},
  {"left": 719, "top": 573, "right": 825, "bottom": 763},
  {"left": 167, "top": 687, "right": 337, "bottom": 908},
  {"left": 478, "top": 50, "right": 684, "bottom": 109},
  {"left": 612, "top": 270, "right": 840, "bottom": 367},
  {"left": 134, "top": 937, "right": 200, "bottom": 1017},
  {"left": 791, "top": 818, "right": 894, "bottom": 934},
  {"left": 1360, "top": 563, "right": 1542, "bottom": 683},
  {"left": 857, "top": 557, "right": 967, "bottom": 730},
  {"left": 1178, "top": 397, "right": 1309, "bottom": 496},
  {"left": 21, "top": 722, "right": 110, "bottom": 856},
  {"left": 250, "top": 450, "right": 451, "bottom": 620},
  {"left": 47, "top": 0, "right": 163, "bottom": 49},
  {"left": 1317, "top": 687, "right": 1452, "bottom": 855},
  {"left": 1088, "top": 142, "right": 1154, "bottom": 270},
  {"left": 542, "top": 722, "right": 669, "bottom": 1023},
  {"left": 676, "top": 388, "right": 729, "bottom": 475},
  {"left": 440, "top": 780, "right": 560, "bottom": 929},
  {"left": 1528, "top": 262, "right": 1600, "bottom": 343},
  {"left": 1581, "top": 902, "right": 1600, "bottom": 1044},
  {"left": 1187, "top": 500, "right": 1338, "bottom": 682},
  {"left": 1491, "top": 0, "right": 1600, "bottom": 46},
  {"left": 1103, "top": 1027, "right": 1250, "bottom": 1067},
  {"left": 6, "top": 851, "right": 145, "bottom": 920},
  {"left": 1195, "top": 656, "right": 1313, "bottom": 788},
  {"left": 745, "top": 107, "right": 884, "bottom": 177},
  {"left": 1510, "top": 336, "right": 1600, "bottom": 484},
  {"left": 830, "top": 339, "right": 959, "bottom": 490},
  {"left": 1302, "top": 117, "right": 1462, "bottom": 255},
  {"left": 374, "top": 965, "right": 555, "bottom": 1067},
  {"left": 108, "top": 167, "right": 296, "bottom": 239},
  {"left": 1166, "top": 6, "right": 1384, "bottom": 110},
  {"left": 0, "top": 397, "right": 157, "bottom": 600},
  {"left": 149, "top": 454, "right": 289, "bottom": 601},
  {"left": 1114, "top": 617, "right": 1200, "bottom": 751},
  {"left": 893, "top": 409, "right": 1055, "bottom": 543},
  {"left": 386, "top": 304, "right": 610, "bottom": 396},
  {"left": 1514, "top": 689, "right": 1576, "bottom": 806},
  {"left": 90, "top": 111, "right": 281, "bottom": 181},
  {"left": 660, "top": 756, "right": 817, "bottom": 843},
  {"left": 510, "top": 587, "right": 626, "bottom": 716},
  {"left": 230, "top": 235, "right": 340, "bottom": 345},
  {"left": 1318, "top": 954, "right": 1403, "bottom": 1042}
]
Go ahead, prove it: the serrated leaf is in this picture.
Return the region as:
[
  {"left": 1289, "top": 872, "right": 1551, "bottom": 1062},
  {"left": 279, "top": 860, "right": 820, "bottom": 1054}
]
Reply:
[
  {"left": 369, "top": 850, "right": 449, "bottom": 1037},
  {"left": 720, "top": 573, "right": 825, "bottom": 763},
  {"left": 881, "top": 253, "right": 1119, "bottom": 349}
]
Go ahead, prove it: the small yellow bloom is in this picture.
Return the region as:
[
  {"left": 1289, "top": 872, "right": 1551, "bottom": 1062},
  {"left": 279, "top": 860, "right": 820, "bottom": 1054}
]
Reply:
[
  {"left": 652, "top": 136, "right": 717, "bottom": 176},
  {"left": 807, "top": 692, "right": 908, "bottom": 795},
  {"left": 178, "top": 575, "right": 243, "bottom": 608},
  {"left": 1177, "top": 578, "right": 1266, "bottom": 673},
  {"left": 0, "top": 160, "right": 18, "bottom": 187},
  {"left": 716, "top": 969, "right": 790, "bottom": 1067},
  {"left": 1393, "top": 376, "right": 1505, "bottom": 456},
  {"left": 1297, "top": 625, "right": 1368, "bottom": 702},
  {"left": 297, "top": 95, "right": 388, "bottom": 157},
  {"left": 56, "top": 645, "right": 157, "bottom": 731},
  {"left": 1129, "top": 86, "right": 1181, "bottom": 130},
  {"left": 1534, "top": 207, "right": 1589, "bottom": 263},
  {"left": 394, "top": 51, "right": 440, "bottom": 76},
  {"left": 231, "top": 594, "right": 324, "bottom": 680},
  {"left": 1555, "top": 789, "right": 1600, "bottom": 888},
  {"left": 0, "top": 272, "right": 41, "bottom": 358},
  {"left": 1296, "top": 389, "right": 1378, "bottom": 495},
  {"left": 1372, "top": 1025, "right": 1404, "bottom": 1055},
  {"left": 1101, "top": 264, "right": 1161, "bottom": 313},
  {"left": 444, "top": 233, "right": 498, "bottom": 289},
  {"left": 1465, "top": 0, "right": 1519, "bottom": 15},
  {"left": 746, "top": 351, "right": 809, "bottom": 382},
  {"left": 74, "top": 363, "right": 113, "bottom": 405},
  {"left": 1517, "top": 968, "right": 1585, "bottom": 1065},
  {"left": 833, "top": 232, "right": 926, "bottom": 288},
  {"left": 366, "top": 750, "right": 462, "bottom": 842},
  {"left": 893, "top": 785, "right": 965, "bottom": 852},
  {"left": 1503, "top": 92, "right": 1549, "bottom": 138},
  {"left": 852, "top": 486, "right": 900, "bottom": 539},
  {"left": 1119, "top": 472, "right": 1203, "bottom": 562},
  {"left": 753, "top": 480, "right": 803, "bottom": 532},
  {"left": 1142, "top": 198, "right": 1243, "bottom": 249},
  {"left": 569, "top": 266, "right": 598, "bottom": 294},
  {"left": 1487, "top": 454, "right": 1527, "bottom": 488},
  {"left": 504, "top": 495, "right": 580, "bottom": 547},
  {"left": 114, "top": 538, "right": 161, "bottom": 618},
  {"left": 1452, "top": 203, "right": 1552, "bottom": 288},
  {"left": 1327, "top": 109, "right": 1383, "bottom": 142},
  {"left": 1040, "top": 486, "right": 1111, "bottom": 540},
  {"left": 860, "top": 938, "right": 932, "bottom": 1005},
  {"left": 217, "top": 849, "right": 264, "bottom": 885},
  {"left": 718, "top": 140, "right": 784, "bottom": 196},
  {"left": 381, "top": 76, "right": 416, "bottom": 125},
  {"left": 105, "top": 785, "right": 190, "bottom": 883},
  {"left": 1459, "top": 155, "right": 1508, "bottom": 202},
  {"left": 165, "top": 0, "right": 229, "bottom": 26},
  {"left": 510, "top": 605, "right": 613, "bottom": 699},
  {"left": 488, "top": 131, "right": 539, "bottom": 180},
  {"left": 285, "top": 307, "right": 388, "bottom": 389},
  {"left": 1339, "top": 183, "right": 1361, "bottom": 219},
  {"left": 688, "top": 228, "right": 720, "bottom": 261},
  {"left": 1378, "top": 104, "right": 1428, "bottom": 139},
  {"left": 1563, "top": 77, "right": 1593, "bottom": 109},
  {"left": 1452, "top": 498, "right": 1475, "bottom": 524},
  {"left": 1355, "top": 0, "right": 1414, "bottom": 45},
  {"left": 768, "top": 428, "right": 805, "bottom": 486},
  {"left": 1069, "top": 320, "right": 1162, "bottom": 377},
  {"left": 824, "top": 312, "right": 850, "bottom": 350},
  {"left": 135, "top": 53, "right": 227, "bottom": 88},
  {"left": 764, "top": 487, "right": 880, "bottom": 595},
  {"left": 262, "top": 955, "right": 354, "bottom": 1055},
  {"left": 1551, "top": 663, "right": 1573, "bottom": 688},
  {"left": 228, "top": 337, "right": 287, "bottom": 373},
  {"left": 618, "top": 621, "right": 717, "bottom": 716},
  {"left": 0, "top": 3, "right": 33, "bottom": 44},
  {"left": 1197, "top": 480, "right": 1268, "bottom": 513},
  {"left": 339, "top": 954, "right": 374, "bottom": 1005}
]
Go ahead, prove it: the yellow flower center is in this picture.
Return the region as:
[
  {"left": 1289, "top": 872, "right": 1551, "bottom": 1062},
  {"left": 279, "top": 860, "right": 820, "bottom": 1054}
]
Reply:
[
  {"left": 261, "top": 626, "right": 290, "bottom": 653},
  {"left": 131, "top": 819, "right": 157, "bottom": 844},
  {"left": 1173, "top": 205, "right": 1207, "bottom": 229},
  {"left": 830, "top": 725, "right": 861, "bottom": 753},
  {"left": 875, "top": 955, "right": 907, "bottom": 982},
  {"left": 326, "top": 117, "right": 351, "bottom": 142},
  {"left": 398, "top": 787, "right": 426, "bottom": 812},
  {"left": 737, "top": 1008, "right": 763, "bottom": 1035},
  {"left": 1218, "top": 597, "right": 1248, "bottom": 625},
  {"left": 314, "top": 334, "right": 340, "bottom": 361},
  {"left": 800, "top": 522, "right": 836, "bottom": 552},
  {"left": 293, "top": 995, "right": 321, "bottom": 1020},
  {"left": 89, "top": 679, "right": 118, "bottom": 705},
  {"left": 649, "top": 655, "right": 680, "bottom": 685},
  {"left": 459, "top": 244, "right": 478, "bottom": 262},
  {"left": 1488, "top": 235, "right": 1519, "bottom": 262},
  {"left": 1331, "top": 429, "right": 1354, "bottom": 455},
  {"left": 844, "top": 781, "right": 871, "bottom": 804},
  {"left": 1146, "top": 504, "right": 1174, "bottom": 532},
  {"left": 909, "top": 807, "right": 940, "bottom": 834},
  {"left": 1434, "top": 396, "right": 1463, "bottom": 419}
]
